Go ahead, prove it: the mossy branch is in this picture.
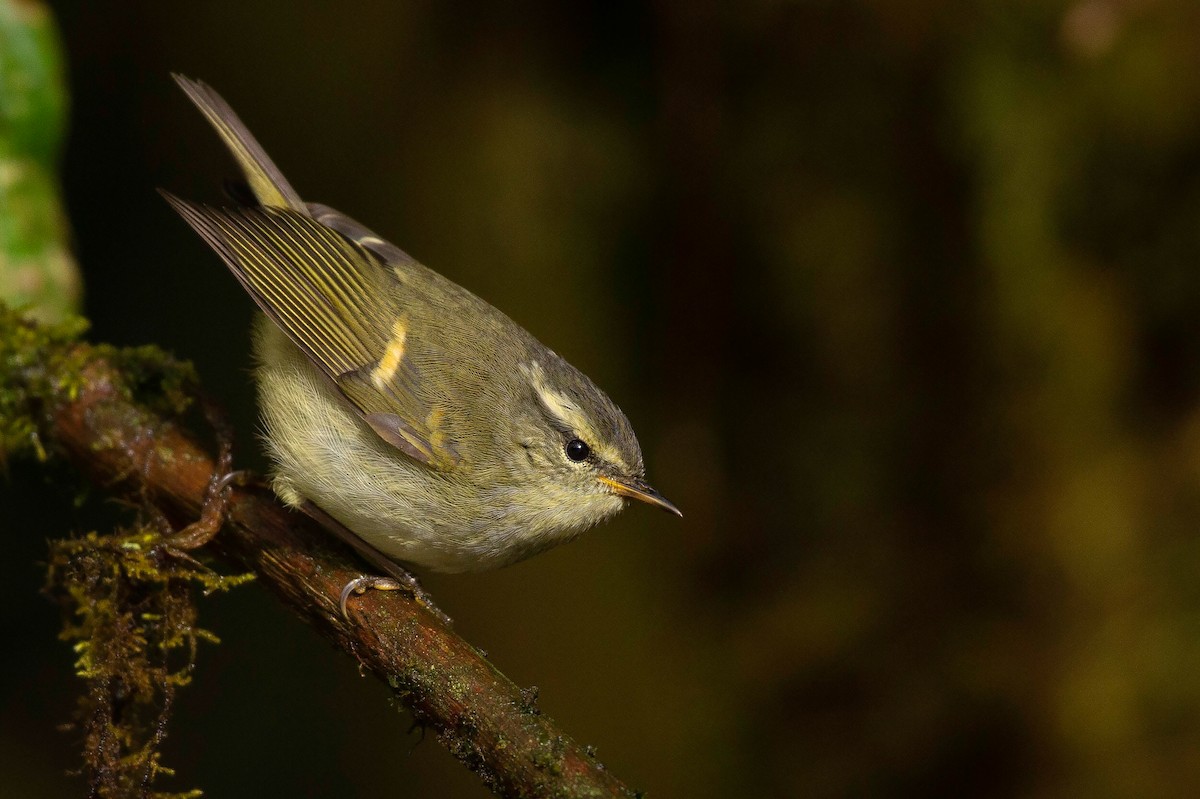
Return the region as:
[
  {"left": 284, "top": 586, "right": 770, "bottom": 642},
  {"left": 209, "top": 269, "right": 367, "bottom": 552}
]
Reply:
[{"left": 1, "top": 306, "right": 637, "bottom": 799}]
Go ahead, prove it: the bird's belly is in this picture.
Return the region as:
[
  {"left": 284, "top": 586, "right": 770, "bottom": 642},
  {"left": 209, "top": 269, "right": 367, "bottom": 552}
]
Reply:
[{"left": 253, "top": 319, "right": 566, "bottom": 573}]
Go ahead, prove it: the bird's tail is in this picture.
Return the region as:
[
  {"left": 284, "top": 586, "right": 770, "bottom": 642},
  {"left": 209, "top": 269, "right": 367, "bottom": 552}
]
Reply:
[{"left": 171, "top": 73, "right": 307, "bottom": 213}]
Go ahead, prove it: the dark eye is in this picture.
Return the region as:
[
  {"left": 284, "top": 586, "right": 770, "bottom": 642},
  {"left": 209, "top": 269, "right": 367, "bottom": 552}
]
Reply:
[{"left": 565, "top": 438, "right": 591, "bottom": 462}]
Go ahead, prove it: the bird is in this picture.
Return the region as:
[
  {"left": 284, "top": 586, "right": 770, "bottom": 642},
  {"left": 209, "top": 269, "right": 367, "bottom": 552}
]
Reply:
[{"left": 160, "top": 75, "right": 679, "bottom": 616}]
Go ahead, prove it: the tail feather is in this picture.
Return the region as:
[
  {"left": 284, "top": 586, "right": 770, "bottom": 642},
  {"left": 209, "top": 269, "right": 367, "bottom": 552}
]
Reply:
[{"left": 172, "top": 74, "right": 306, "bottom": 213}]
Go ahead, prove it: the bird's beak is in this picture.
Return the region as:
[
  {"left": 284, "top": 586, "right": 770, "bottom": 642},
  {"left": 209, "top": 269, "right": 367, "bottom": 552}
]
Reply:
[{"left": 598, "top": 476, "right": 682, "bottom": 517}]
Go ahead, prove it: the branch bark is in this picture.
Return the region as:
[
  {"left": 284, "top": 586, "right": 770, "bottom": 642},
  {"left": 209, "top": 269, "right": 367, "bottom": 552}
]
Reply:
[{"left": 24, "top": 332, "right": 637, "bottom": 799}]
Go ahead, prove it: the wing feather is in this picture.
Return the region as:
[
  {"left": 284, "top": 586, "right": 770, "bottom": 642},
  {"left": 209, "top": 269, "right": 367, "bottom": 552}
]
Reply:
[{"left": 161, "top": 192, "right": 457, "bottom": 469}]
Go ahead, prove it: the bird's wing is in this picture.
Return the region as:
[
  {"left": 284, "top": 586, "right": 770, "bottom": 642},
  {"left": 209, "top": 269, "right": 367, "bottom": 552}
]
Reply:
[
  {"left": 306, "top": 202, "right": 420, "bottom": 266},
  {"left": 161, "top": 195, "right": 460, "bottom": 470}
]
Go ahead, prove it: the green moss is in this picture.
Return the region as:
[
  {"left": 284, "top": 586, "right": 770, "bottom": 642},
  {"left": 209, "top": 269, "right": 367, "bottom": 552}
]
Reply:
[
  {"left": 530, "top": 733, "right": 567, "bottom": 776},
  {"left": 0, "top": 302, "right": 198, "bottom": 464},
  {"left": 2, "top": 303, "right": 254, "bottom": 796},
  {"left": 46, "top": 528, "right": 252, "bottom": 798},
  {"left": 0, "top": 304, "right": 79, "bottom": 461}
]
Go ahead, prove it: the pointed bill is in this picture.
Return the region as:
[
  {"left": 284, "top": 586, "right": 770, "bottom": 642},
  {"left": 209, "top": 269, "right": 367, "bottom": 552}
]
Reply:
[{"left": 598, "top": 476, "right": 682, "bottom": 517}]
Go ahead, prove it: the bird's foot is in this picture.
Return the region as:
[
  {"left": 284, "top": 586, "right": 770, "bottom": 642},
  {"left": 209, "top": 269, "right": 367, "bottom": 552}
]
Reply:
[
  {"left": 167, "top": 468, "right": 258, "bottom": 550},
  {"left": 338, "top": 571, "right": 452, "bottom": 626}
]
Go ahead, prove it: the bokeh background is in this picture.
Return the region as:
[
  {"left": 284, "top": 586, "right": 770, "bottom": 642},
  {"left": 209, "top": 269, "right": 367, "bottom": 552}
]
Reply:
[{"left": 6, "top": 0, "right": 1200, "bottom": 796}]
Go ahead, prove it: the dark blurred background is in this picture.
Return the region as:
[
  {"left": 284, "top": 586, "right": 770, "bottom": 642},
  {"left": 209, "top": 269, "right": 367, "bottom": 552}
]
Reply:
[{"left": 6, "top": 0, "right": 1200, "bottom": 796}]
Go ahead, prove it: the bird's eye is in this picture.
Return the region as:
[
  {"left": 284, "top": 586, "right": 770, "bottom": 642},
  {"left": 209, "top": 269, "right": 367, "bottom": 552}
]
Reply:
[{"left": 565, "top": 438, "right": 591, "bottom": 462}]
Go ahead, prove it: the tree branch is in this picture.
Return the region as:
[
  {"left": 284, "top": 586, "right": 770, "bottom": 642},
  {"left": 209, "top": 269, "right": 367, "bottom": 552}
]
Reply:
[{"left": 9, "top": 315, "right": 636, "bottom": 799}]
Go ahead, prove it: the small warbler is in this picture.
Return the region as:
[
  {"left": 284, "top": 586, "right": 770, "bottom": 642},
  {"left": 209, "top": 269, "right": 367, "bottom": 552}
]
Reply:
[{"left": 161, "top": 76, "right": 679, "bottom": 607}]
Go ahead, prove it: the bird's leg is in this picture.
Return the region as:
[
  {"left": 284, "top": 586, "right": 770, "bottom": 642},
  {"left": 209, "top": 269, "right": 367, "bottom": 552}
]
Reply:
[
  {"left": 165, "top": 390, "right": 261, "bottom": 549},
  {"left": 300, "top": 500, "right": 452, "bottom": 626},
  {"left": 167, "top": 470, "right": 261, "bottom": 548}
]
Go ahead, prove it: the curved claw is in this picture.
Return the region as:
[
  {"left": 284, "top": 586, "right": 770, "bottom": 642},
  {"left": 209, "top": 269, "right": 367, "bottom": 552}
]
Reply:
[
  {"left": 338, "top": 575, "right": 404, "bottom": 619},
  {"left": 212, "top": 468, "right": 262, "bottom": 493},
  {"left": 337, "top": 574, "right": 453, "bottom": 626}
]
